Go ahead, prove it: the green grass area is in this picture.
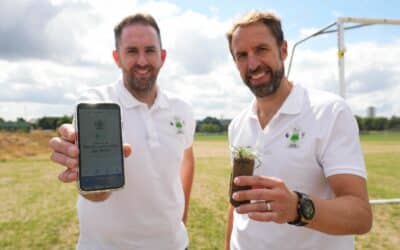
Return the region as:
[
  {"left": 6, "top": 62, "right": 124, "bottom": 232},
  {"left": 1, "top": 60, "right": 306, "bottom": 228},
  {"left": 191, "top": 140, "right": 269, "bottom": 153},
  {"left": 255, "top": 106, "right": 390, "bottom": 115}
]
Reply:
[
  {"left": 194, "top": 133, "right": 227, "bottom": 141},
  {"left": 366, "top": 152, "right": 400, "bottom": 198},
  {"left": 0, "top": 157, "right": 78, "bottom": 250},
  {"left": 0, "top": 132, "right": 399, "bottom": 249},
  {"left": 360, "top": 131, "right": 400, "bottom": 143}
]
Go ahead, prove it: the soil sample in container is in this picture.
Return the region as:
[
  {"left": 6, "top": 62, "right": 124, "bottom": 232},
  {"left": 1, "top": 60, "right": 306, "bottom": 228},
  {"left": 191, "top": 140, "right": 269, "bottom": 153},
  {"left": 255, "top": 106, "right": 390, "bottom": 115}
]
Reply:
[{"left": 229, "top": 147, "right": 256, "bottom": 207}]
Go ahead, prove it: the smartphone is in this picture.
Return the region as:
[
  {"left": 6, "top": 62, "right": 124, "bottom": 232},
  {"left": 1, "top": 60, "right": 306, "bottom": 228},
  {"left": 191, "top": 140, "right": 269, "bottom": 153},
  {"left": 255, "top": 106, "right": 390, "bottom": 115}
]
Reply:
[{"left": 76, "top": 103, "right": 125, "bottom": 193}]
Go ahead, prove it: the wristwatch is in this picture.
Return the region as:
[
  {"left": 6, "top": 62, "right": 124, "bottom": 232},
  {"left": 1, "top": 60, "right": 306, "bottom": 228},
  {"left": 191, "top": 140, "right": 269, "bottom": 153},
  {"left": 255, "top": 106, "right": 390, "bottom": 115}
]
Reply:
[{"left": 288, "top": 191, "right": 315, "bottom": 226}]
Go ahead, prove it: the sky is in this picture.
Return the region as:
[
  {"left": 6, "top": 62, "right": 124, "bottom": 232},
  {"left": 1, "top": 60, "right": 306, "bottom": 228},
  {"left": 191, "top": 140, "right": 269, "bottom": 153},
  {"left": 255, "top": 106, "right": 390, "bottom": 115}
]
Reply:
[{"left": 1, "top": 0, "right": 400, "bottom": 121}]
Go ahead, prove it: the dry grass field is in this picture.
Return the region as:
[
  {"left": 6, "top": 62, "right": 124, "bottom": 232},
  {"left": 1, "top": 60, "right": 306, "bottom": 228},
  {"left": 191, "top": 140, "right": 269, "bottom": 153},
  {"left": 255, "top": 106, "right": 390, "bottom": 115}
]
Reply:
[
  {"left": 0, "top": 130, "right": 56, "bottom": 161},
  {"left": 0, "top": 131, "right": 399, "bottom": 249}
]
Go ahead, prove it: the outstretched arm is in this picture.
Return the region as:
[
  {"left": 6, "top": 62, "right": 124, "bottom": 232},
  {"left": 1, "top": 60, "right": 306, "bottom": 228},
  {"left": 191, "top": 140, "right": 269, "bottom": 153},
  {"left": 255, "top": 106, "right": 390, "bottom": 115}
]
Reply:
[{"left": 180, "top": 146, "right": 195, "bottom": 225}]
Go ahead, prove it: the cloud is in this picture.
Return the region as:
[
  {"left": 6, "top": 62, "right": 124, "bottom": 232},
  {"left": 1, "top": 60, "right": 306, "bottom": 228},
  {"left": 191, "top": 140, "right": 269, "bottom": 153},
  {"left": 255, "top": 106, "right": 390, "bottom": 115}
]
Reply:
[
  {"left": 288, "top": 39, "right": 400, "bottom": 116},
  {"left": 0, "top": 0, "right": 97, "bottom": 62},
  {"left": 162, "top": 61, "right": 253, "bottom": 119},
  {"left": 161, "top": 10, "right": 231, "bottom": 75},
  {"left": 0, "top": 59, "right": 119, "bottom": 105},
  {"left": 0, "top": 1, "right": 399, "bottom": 121},
  {"left": 347, "top": 83, "right": 400, "bottom": 117},
  {"left": 0, "top": 102, "right": 73, "bottom": 121}
]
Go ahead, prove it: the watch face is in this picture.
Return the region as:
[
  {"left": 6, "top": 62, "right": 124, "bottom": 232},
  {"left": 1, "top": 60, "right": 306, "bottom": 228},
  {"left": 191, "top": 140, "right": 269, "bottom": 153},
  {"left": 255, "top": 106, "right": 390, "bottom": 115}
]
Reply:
[{"left": 301, "top": 199, "right": 315, "bottom": 220}]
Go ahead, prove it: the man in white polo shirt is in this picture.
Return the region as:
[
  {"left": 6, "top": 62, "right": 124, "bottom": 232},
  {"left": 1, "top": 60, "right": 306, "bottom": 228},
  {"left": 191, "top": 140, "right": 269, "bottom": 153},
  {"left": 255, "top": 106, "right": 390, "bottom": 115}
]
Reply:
[
  {"left": 224, "top": 11, "right": 372, "bottom": 250},
  {"left": 49, "top": 13, "right": 195, "bottom": 250}
]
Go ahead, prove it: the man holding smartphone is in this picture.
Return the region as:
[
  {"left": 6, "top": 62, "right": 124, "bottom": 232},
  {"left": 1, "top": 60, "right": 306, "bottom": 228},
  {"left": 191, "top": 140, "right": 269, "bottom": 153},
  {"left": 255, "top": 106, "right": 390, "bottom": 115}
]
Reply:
[{"left": 49, "top": 13, "right": 195, "bottom": 250}]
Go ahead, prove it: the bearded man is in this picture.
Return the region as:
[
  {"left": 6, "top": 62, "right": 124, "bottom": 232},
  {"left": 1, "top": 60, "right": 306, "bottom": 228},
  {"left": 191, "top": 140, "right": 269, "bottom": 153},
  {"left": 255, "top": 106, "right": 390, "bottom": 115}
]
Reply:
[{"left": 49, "top": 13, "right": 195, "bottom": 250}]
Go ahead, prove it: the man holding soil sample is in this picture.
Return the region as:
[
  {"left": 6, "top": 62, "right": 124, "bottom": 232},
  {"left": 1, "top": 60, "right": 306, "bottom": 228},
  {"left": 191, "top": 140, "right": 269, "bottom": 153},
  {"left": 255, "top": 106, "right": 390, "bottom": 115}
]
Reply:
[{"left": 225, "top": 11, "right": 372, "bottom": 250}]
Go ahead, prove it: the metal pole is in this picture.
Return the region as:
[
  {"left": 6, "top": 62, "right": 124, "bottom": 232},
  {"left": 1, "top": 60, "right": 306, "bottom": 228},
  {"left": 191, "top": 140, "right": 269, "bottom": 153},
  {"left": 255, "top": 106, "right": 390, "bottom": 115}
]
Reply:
[
  {"left": 340, "top": 17, "right": 400, "bottom": 25},
  {"left": 287, "top": 22, "right": 337, "bottom": 79},
  {"left": 370, "top": 198, "right": 400, "bottom": 205},
  {"left": 337, "top": 20, "right": 346, "bottom": 99}
]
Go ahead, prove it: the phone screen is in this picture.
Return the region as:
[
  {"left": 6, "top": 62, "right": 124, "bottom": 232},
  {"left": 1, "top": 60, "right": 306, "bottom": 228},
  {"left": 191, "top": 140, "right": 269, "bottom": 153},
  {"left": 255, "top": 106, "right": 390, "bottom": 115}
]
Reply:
[{"left": 77, "top": 103, "right": 124, "bottom": 192}]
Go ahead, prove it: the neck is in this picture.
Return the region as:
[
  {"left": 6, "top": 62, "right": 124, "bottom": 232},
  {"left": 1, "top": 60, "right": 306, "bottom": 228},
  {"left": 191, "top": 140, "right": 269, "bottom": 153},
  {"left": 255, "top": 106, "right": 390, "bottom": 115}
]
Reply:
[
  {"left": 124, "top": 81, "right": 158, "bottom": 108},
  {"left": 256, "top": 77, "right": 293, "bottom": 128}
]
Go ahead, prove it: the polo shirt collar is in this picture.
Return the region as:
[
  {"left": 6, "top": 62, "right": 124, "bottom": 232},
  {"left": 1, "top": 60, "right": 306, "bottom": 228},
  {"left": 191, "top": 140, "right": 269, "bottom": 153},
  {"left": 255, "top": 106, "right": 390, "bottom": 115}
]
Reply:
[
  {"left": 278, "top": 84, "right": 304, "bottom": 115},
  {"left": 117, "top": 79, "right": 169, "bottom": 110},
  {"left": 152, "top": 88, "right": 169, "bottom": 110},
  {"left": 250, "top": 84, "right": 304, "bottom": 118}
]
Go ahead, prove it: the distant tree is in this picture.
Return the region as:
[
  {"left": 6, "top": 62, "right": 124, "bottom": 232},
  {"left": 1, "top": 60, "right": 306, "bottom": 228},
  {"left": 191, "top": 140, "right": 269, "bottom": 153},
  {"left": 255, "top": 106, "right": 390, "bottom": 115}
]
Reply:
[
  {"left": 31, "top": 123, "right": 38, "bottom": 130},
  {"left": 387, "top": 116, "right": 400, "bottom": 130},
  {"left": 372, "top": 117, "right": 388, "bottom": 131},
  {"left": 36, "top": 116, "right": 73, "bottom": 130},
  {"left": 16, "top": 118, "right": 31, "bottom": 132},
  {"left": 0, "top": 119, "right": 31, "bottom": 132},
  {"left": 355, "top": 115, "right": 364, "bottom": 131},
  {"left": 196, "top": 116, "right": 224, "bottom": 133},
  {"left": 198, "top": 123, "right": 221, "bottom": 133},
  {"left": 363, "top": 117, "right": 374, "bottom": 131},
  {"left": 56, "top": 115, "right": 73, "bottom": 128},
  {"left": 37, "top": 117, "right": 59, "bottom": 130},
  {"left": 0, "top": 117, "right": 4, "bottom": 123},
  {"left": 202, "top": 117, "right": 221, "bottom": 125},
  {"left": 220, "top": 119, "right": 231, "bottom": 132}
]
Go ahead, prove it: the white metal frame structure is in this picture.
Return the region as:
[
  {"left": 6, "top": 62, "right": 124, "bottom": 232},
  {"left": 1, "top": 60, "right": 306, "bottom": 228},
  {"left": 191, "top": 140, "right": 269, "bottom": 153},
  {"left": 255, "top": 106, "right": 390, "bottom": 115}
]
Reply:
[
  {"left": 287, "top": 16, "right": 400, "bottom": 99},
  {"left": 287, "top": 17, "right": 400, "bottom": 205}
]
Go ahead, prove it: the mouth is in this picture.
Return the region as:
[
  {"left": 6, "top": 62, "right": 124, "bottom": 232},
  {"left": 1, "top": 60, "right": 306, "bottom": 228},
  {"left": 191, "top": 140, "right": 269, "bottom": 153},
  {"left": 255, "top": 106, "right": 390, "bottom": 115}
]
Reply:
[
  {"left": 247, "top": 69, "right": 271, "bottom": 85},
  {"left": 132, "top": 66, "right": 153, "bottom": 79},
  {"left": 250, "top": 71, "right": 268, "bottom": 80}
]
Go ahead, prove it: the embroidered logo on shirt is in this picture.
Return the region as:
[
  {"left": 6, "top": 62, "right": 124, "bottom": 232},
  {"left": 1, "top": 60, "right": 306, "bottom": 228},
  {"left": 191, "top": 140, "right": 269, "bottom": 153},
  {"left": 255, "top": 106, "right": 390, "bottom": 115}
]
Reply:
[
  {"left": 170, "top": 117, "right": 185, "bottom": 134},
  {"left": 285, "top": 127, "right": 305, "bottom": 148}
]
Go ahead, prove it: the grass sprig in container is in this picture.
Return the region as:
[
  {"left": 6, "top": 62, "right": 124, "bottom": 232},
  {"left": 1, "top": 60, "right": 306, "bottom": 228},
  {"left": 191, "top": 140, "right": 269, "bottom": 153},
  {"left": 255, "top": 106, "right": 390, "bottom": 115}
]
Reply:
[{"left": 229, "top": 146, "right": 257, "bottom": 207}]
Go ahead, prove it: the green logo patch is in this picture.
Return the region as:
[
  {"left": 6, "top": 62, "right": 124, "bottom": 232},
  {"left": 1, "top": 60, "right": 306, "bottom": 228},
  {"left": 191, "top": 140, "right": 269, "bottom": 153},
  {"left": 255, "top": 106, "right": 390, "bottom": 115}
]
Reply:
[
  {"left": 170, "top": 117, "right": 185, "bottom": 134},
  {"left": 285, "top": 127, "right": 305, "bottom": 148}
]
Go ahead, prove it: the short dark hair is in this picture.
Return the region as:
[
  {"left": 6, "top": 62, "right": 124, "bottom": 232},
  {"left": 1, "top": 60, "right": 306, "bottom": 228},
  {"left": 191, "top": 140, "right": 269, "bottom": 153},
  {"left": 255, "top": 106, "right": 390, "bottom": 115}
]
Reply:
[
  {"left": 226, "top": 10, "right": 284, "bottom": 57},
  {"left": 114, "top": 13, "right": 162, "bottom": 49}
]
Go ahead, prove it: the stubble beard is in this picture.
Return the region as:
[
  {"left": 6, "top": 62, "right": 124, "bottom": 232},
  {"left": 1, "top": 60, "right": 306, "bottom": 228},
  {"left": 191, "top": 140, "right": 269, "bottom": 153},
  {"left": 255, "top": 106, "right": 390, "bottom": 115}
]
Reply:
[
  {"left": 124, "top": 65, "right": 159, "bottom": 96},
  {"left": 245, "top": 64, "right": 285, "bottom": 98}
]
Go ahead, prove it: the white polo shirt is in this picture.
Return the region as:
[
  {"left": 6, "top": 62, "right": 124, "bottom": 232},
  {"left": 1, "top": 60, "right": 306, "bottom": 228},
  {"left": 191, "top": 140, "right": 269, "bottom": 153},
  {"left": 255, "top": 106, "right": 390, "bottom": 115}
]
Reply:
[
  {"left": 228, "top": 84, "right": 366, "bottom": 250},
  {"left": 75, "top": 80, "right": 195, "bottom": 250}
]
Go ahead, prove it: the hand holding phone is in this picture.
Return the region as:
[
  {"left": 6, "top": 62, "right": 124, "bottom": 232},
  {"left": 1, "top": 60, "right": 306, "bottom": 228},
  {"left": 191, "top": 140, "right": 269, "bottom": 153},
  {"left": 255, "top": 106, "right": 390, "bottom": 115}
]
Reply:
[
  {"left": 49, "top": 124, "right": 80, "bottom": 182},
  {"left": 76, "top": 103, "right": 125, "bottom": 193}
]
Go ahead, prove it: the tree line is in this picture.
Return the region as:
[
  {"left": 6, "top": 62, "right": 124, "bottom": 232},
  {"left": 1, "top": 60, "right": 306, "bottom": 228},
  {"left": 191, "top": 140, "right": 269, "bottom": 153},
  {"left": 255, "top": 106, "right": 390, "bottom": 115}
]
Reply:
[
  {"left": 195, "top": 116, "right": 400, "bottom": 133},
  {"left": 0, "top": 116, "right": 73, "bottom": 132},
  {"left": 0, "top": 115, "right": 399, "bottom": 133},
  {"left": 355, "top": 116, "right": 400, "bottom": 132}
]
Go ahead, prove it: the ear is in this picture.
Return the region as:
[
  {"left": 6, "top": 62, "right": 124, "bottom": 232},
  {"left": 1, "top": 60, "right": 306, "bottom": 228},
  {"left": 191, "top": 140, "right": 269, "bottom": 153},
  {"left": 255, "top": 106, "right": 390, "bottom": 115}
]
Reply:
[
  {"left": 280, "top": 40, "right": 288, "bottom": 61},
  {"left": 161, "top": 49, "right": 167, "bottom": 62},
  {"left": 112, "top": 50, "right": 121, "bottom": 68}
]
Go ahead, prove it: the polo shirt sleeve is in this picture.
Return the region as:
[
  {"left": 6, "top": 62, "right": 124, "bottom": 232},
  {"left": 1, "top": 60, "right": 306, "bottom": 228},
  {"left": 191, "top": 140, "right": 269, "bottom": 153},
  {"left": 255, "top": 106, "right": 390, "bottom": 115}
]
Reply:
[{"left": 318, "top": 101, "right": 367, "bottom": 179}]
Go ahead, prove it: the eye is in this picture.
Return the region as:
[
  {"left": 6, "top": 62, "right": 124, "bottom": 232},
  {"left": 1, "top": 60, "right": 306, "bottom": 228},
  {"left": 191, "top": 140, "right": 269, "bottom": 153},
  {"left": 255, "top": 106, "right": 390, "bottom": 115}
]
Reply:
[
  {"left": 235, "top": 52, "right": 247, "bottom": 61},
  {"left": 145, "top": 47, "right": 157, "bottom": 54},
  {"left": 256, "top": 46, "right": 269, "bottom": 54},
  {"left": 126, "top": 48, "right": 138, "bottom": 54}
]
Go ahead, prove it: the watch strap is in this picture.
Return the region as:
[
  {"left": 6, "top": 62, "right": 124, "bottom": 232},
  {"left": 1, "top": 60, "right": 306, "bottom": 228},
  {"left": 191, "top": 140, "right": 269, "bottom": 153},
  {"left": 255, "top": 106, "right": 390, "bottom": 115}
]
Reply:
[{"left": 287, "top": 191, "right": 309, "bottom": 226}]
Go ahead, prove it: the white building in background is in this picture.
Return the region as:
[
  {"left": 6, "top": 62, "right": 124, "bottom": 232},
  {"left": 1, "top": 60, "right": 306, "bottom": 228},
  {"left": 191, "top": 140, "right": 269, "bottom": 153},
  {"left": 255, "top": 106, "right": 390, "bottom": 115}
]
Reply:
[{"left": 367, "top": 106, "right": 376, "bottom": 118}]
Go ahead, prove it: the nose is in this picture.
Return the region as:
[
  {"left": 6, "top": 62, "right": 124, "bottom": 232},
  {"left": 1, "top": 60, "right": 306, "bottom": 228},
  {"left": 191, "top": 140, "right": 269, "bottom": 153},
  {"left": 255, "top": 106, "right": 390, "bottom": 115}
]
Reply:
[
  {"left": 247, "top": 53, "right": 260, "bottom": 71},
  {"left": 136, "top": 52, "right": 148, "bottom": 66}
]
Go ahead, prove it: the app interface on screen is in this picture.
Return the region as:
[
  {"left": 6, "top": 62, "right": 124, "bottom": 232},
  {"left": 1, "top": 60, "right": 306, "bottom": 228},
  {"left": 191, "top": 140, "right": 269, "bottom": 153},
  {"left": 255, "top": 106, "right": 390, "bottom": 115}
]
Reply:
[{"left": 79, "top": 108, "right": 122, "bottom": 177}]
